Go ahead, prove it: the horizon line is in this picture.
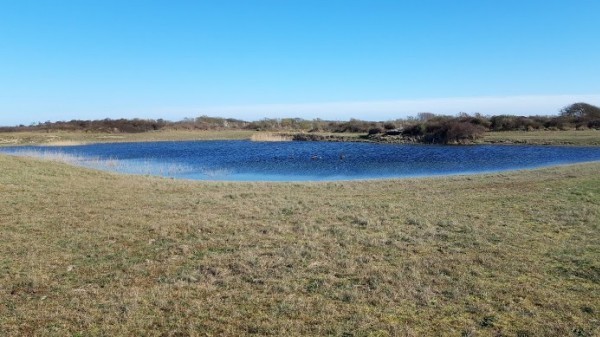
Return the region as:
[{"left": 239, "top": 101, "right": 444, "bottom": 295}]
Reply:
[{"left": 2, "top": 93, "right": 600, "bottom": 126}]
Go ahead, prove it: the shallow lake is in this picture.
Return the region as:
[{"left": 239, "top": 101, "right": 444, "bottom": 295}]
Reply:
[{"left": 2, "top": 140, "right": 600, "bottom": 181}]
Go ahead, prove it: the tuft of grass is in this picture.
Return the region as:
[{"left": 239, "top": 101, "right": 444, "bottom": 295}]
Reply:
[
  {"left": 250, "top": 132, "right": 293, "bottom": 142},
  {"left": 0, "top": 154, "right": 599, "bottom": 336}
]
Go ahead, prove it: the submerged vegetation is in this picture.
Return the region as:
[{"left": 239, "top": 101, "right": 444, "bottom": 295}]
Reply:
[
  {"left": 2, "top": 102, "right": 600, "bottom": 145},
  {"left": 0, "top": 155, "right": 598, "bottom": 335}
]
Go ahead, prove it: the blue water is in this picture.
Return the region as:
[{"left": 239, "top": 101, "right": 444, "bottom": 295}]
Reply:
[{"left": 2, "top": 140, "right": 600, "bottom": 181}]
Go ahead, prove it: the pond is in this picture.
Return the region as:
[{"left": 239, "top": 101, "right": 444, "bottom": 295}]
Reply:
[{"left": 2, "top": 140, "right": 600, "bottom": 181}]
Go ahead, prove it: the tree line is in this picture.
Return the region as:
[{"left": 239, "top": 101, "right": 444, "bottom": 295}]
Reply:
[{"left": 2, "top": 102, "right": 599, "bottom": 144}]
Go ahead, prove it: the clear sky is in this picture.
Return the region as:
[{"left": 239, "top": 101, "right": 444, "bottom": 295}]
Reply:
[{"left": 1, "top": 0, "right": 599, "bottom": 126}]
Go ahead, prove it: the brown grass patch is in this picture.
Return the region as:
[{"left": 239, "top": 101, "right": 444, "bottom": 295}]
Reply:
[{"left": 483, "top": 129, "right": 600, "bottom": 146}]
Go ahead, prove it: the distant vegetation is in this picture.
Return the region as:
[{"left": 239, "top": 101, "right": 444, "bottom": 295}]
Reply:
[{"left": 2, "top": 102, "right": 599, "bottom": 144}]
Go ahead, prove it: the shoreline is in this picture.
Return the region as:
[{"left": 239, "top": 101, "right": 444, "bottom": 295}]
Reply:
[{"left": 1, "top": 129, "right": 599, "bottom": 147}]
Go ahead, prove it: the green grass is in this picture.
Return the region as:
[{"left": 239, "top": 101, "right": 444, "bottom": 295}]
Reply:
[{"left": 1, "top": 153, "right": 599, "bottom": 336}]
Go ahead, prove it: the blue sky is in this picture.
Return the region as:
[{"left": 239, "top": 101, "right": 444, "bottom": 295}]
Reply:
[{"left": 1, "top": 0, "right": 599, "bottom": 126}]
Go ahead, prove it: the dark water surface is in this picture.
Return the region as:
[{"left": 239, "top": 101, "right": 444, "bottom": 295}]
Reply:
[{"left": 3, "top": 140, "right": 600, "bottom": 181}]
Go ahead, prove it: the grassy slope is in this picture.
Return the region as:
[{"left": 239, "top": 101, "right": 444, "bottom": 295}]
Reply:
[{"left": 0, "top": 155, "right": 599, "bottom": 336}]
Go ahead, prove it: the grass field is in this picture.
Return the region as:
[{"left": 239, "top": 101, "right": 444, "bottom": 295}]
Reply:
[
  {"left": 0, "top": 130, "right": 257, "bottom": 146},
  {"left": 480, "top": 129, "right": 600, "bottom": 146},
  {"left": 1, "top": 153, "right": 599, "bottom": 336}
]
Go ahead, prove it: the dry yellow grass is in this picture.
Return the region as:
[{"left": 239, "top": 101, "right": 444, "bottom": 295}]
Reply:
[
  {"left": 0, "top": 130, "right": 257, "bottom": 146},
  {"left": 1, "top": 153, "right": 599, "bottom": 336},
  {"left": 250, "top": 133, "right": 293, "bottom": 142},
  {"left": 482, "top": 129, "right": 600, "bottom": 146},
  {"left": 40, "top": 140, "right": 88, "bottom": 146}
]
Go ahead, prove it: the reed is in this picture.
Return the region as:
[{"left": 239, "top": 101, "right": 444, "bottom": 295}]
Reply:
[
  {"left": 250, "top": 132, "right": 293, "bottom": 142},
  {"left": 41, "top": 140, "right": 89, "bottom": 146},
  {"left": 3, "top": 149, "right": 200, "bottom": 178}
]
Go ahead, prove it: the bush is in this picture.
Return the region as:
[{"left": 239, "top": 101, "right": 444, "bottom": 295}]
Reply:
[
  {"left": 383, "top": 122, "right": 397, "bottom": 130},
  {"left": 587, "top": 120, "right": 600, "bottom": 129},
  {"left": 332, "top": 119, "right": 377, "bottom": 133},
  {"left": 368, "top": 127, "right": 383, "bottom": 135},
  {"left": 560, "top": 102, "right": 600, "bottom": 119},
  {"left": 402, "top": 124, "right": 425, "bottom": 137},
  {"left": 445, "top": 121, "right": 486, "bottom": 143},
  {"left": 401, "top": 120, "right": 485, "bottom": 144}
]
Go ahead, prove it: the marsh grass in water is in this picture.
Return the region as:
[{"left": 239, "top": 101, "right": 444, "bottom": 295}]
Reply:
[
  {"left": 0, "top": 154, "right": 599, "bottom": 336},
  {"left": 5, "top": 149, "right": 194, "bottom": 177}
]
